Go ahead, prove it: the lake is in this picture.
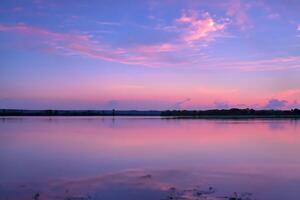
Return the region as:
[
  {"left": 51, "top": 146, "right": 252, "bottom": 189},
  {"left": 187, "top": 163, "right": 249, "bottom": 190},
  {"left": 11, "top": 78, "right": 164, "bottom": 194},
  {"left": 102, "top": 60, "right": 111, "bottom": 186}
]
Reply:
[{"left": 0, "top": 117, "right": 300, "bottom": 200}]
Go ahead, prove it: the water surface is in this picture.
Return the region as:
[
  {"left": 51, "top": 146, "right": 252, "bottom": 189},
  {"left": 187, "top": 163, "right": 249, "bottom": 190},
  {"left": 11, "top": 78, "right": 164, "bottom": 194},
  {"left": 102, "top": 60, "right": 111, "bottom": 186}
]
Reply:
[{"left": 0, "top": 117, "right": 300, "bottom": 199}]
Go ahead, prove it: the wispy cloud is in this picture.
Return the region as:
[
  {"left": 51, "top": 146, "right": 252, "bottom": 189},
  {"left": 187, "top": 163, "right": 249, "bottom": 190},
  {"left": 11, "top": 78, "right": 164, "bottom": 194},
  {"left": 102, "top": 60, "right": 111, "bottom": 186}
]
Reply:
[
  {"left": 267, "top": 13, "right": 280, "bottom": 20},
  {"left": 0, "top": 10, "right": 228, "bottom": 68},
  {"left": 225, "top": 0, "right": 252, "bottom": 30},
  {"left": 1, "top": 21, "right": 299, "bottom": 71},
  {"left": 0, "top": 24, "right": 179, "bottom": 66},
  {"left": 96, "top": 21, "right": 121, "bottom": 26},
  {"left": 209, "top": 56, "right": 300, "bottom": 71},
  {"left": 239, "top": 56, "right": 300, "bottom": 71}
]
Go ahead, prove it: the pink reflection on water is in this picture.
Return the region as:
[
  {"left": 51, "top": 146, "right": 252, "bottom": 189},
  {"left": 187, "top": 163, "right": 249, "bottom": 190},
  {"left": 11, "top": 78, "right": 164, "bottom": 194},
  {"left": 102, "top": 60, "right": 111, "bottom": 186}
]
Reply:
[{"left": 0, "top": 117, "right": 300, "bottom": 200}]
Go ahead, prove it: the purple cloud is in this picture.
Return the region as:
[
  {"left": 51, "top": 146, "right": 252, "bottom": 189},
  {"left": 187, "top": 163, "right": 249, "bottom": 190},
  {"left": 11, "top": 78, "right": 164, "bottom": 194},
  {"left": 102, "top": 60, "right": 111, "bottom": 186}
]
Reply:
[{"left": 264, "top": 99, "right": 288, "bottom": 110}]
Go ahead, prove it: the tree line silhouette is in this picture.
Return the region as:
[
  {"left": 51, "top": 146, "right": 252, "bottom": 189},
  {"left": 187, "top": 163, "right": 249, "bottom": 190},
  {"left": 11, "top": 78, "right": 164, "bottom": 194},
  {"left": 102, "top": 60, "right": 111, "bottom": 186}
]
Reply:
[
  {"left": 0, "top": 108, "right": 300, "bottom": 117},
  {"left": 161, "top": 108, "right": 300, "bottom": 117}
]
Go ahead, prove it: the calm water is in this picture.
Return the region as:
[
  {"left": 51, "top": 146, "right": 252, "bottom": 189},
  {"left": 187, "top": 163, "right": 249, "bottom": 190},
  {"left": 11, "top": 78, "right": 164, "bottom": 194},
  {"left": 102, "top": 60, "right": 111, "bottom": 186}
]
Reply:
[{"left": 0, "top": 117, "right": 300, "bottom": 200}]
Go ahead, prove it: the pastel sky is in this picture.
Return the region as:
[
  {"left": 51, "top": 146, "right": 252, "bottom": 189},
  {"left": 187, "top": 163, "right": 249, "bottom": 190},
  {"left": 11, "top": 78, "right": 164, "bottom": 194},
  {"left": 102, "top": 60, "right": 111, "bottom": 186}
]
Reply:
[{"left": 0, "top": 0, "right": 300, "bottom": 110}]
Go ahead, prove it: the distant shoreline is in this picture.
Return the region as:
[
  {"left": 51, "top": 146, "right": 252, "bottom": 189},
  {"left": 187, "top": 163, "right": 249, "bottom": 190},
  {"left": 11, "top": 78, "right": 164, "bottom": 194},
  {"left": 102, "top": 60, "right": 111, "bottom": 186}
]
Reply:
[
  {"left": 0, "top": 108, "right": 300, "bottom": 118},
  {"left": 161, "top": 115, "right": 300, "bottom": 119}
]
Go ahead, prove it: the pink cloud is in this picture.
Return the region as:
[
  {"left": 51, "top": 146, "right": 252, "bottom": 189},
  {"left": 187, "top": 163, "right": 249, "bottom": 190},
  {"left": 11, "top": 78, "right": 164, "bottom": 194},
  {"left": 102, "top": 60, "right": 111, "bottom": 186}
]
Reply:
[
  {"left": 176, "top": 11, "right": 226, "bottom": 44},
  {"left": 208, "top": 56, "right": 300, "bottom": 71},
  {"left": 0, "top": 24, "right": 188, "bottom": 67},
  {"left": 135, "top": 43, "right": 179, "bottom": 53},
  {"left": 0, "top": 18, "right": 225, "bottom": 67},
  {"left": 1, "top": 23, "right": 299, "bottom": 72},
  {"left": 241, "top": 56, "right": 300, "bottom": 71},
  {"left": 0, "top": 10, "right": 229, "bottom": 68},
  {"left": 96, "top": 21, "right": 121, "bottom": 26},
  {"left": 0, "top": 23, "right": 91, "bottom": 43}
]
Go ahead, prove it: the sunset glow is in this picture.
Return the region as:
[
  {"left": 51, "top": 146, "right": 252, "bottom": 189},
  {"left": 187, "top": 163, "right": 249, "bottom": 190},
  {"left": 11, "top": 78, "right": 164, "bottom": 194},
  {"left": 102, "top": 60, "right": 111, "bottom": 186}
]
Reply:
[{"left": 1, "top": 0, "right": 300, "bottom": 110}]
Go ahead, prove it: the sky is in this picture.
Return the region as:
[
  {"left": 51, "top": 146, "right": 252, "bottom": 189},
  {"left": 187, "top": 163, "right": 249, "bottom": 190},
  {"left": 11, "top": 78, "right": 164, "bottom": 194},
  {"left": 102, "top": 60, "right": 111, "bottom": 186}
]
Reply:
[{"left": 0, "top": 0, "right": 300, "bottom": 110}]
